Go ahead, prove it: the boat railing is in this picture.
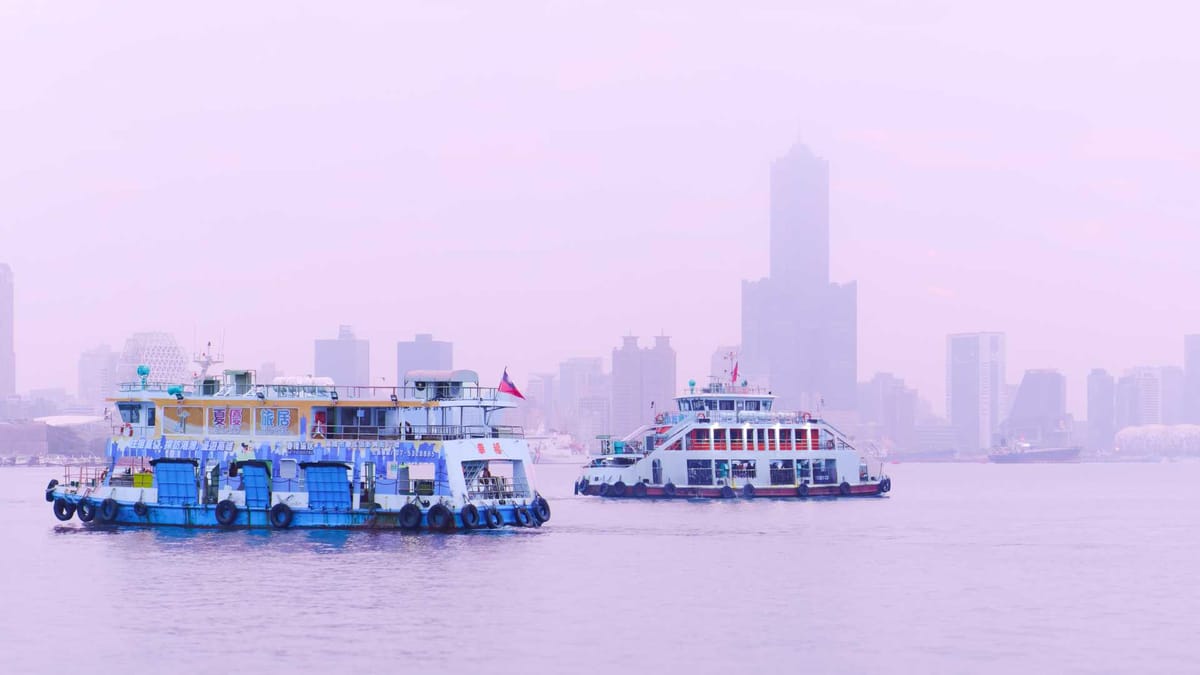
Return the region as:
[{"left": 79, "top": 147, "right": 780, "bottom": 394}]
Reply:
[
  {"left": 318, "top": 424, "right": 524, "bottom": 441},
  {"left": 111, "top": 424, "right": 158, "bottom": 438},
  {"left": 465, "top": 475, "right": 531, "bottom": 501},
  {"left": 116, "top": 381, "right": 509, "bottom": 404}
]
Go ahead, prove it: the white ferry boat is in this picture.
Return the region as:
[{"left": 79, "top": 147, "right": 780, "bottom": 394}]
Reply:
[
  {"left": 577, "top": 379, "right": 891, "bottom": 498},
  {"left": 44, "top": 366, "right": 550, "bottom": 531}
]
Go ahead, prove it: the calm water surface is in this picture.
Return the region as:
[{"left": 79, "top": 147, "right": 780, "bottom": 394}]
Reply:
[{"left": 2, "top": 462, "right": 1198, "bottom": 674}]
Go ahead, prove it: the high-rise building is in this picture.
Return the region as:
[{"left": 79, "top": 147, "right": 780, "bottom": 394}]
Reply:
[
  {"left": 1115, "top": 367, "right": 1163, "bottom": 429},
  {"left": 78, "top": 345, "right": 120, "bottom": 410},
  {"left": 610, "top": 336, "right": 677, "bottom": 437},
  {"left": 1185, "top": 335, "right": 1200, "bottom": 423},
  {"left": 857, "top": 372, "right": 917, "bottom": 451},
  {"left": 946, "top": 332, "right": 1006, "bottom": 452},
  {"left": 1160, "top": 365, "right": 1186, "bottom": 425},
  {"left": 1087, "top": 368, "right": 1116, "bottom": 452},
  {"left": 1000, "top": 369, "right": 1070, "bottom": 445},
  {"left": 396, "top": 333, "right": 452, "bottom": 384},
  {"left": 115, "top": 332, "right": 190, "bottom": 387},
  {"left": 0, "top": 263, "right": 13, "bottom": 398},
  {"left": 314, "top": 325, "right": 370, "bottom": 386},
  {"left": 740, "top": 143, "right": 857, "bottom": 411},
  {"left": 556, "top": 357, "right": 610, "bottom": 442}
]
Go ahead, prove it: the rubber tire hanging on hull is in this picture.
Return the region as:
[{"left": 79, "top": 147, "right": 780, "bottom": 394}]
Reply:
[
  {"left": 879, "top": 477, "right": 892, "bottom": 494},
  {"left": 797, "top": 483, "right": 810, "bottom": 499},
  {"left": 460, "top": 503, "right": 480, "bottom": 529},
  {"left": 532, "top": 496, "right": 551, "bottom": 523},
  {"left": 839, "top": 482, "right": 851, "bottom": 496},
  {"left": 133, "top": 502, "right": 149, "bottom": 517},
  {"left": 216, "top": 499, "right": 238, "bottom": 527},
  {"left": 269, "top": 503, "right": 294, "bottom": 529},
  {"left": 742, "top": 484, "right": 756, "bottom": 499},
  {"left": 663, "top": 483, "right": 677, "bottom": 498},
  {"left": 77, "top": 499, "right": 96, "bottom": 522},
  {"left": 45, "top": 479, "right": 58, "bottom": 503},
  {"left": 53, "top": 497, "right": 75, "bottom": 521},
  {"left": 610, "top": 481, "right": 627, "bottom": 498},
  {"left": 399, "top": 503, "right": 422, "bottom": 530},
  {"left": 720, "top": 486, "right": 735, "bottom": 499},
  {"left": 428, "top": 503, "right": 454, "bottom": 532},
  {"left": 515, "top": 507, "right": 534, "bottom": 527},
  {"left": 631, "top": 483, "right": 647, "bottom": 498},
  {"left": 485, "top": 508, "right": 502, "bottom": 529},
  {"left": 598, "top": 483, "right": 610, "bottom": 496},
  {"left": 98, "top": 498, "right": 120, "bottom": 523}
]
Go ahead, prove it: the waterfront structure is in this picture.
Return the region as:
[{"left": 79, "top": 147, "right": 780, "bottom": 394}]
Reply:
[
  {"left": 611, "top": 336, "right": 676, "bottom": 437},
  {"left": 1087, "top": 368, "right": 1116, "bottom": 452},
  {"left": 396, "top": 333, "right": 452, "bottom": 384},
  {"left": 45, "top": 369, "right": 549, "bottom": 530},
  {"left": 314, "top": 325, "right": 369, "bottom": 387},
  {"left": 116, "top": 332, "right": 190, "bottom": 387},
  {"left": 577, "top": 379, "right": 890, "bottom": 499},
  {"left": 1186, "top": 335, "right": 1200, "bottom": 423},
  {"left": 740, "top": 143, "right": 857, "bottom": 411},
  {"left": 78, "top": 345, "right": 120, "bottom": 412},
  {"left": 0, "top": 263, "right": 13, "bottom": 398},
  {"left": 946, "top": 332, "right": 1006, "bottom": 452}
]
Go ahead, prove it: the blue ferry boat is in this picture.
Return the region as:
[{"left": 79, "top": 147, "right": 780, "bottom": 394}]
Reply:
[{"left": 44, "top": 364, "right": 550, "bottom": 531}]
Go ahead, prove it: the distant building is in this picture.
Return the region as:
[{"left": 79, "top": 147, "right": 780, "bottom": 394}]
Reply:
[
  {"left": 78, "top": 345, "right": 120, "bottom": 410},
  {"left": 259, "top": 362, "right": 281, "bottom": 386},
  {"left": 857, "top": 372, "right": 917, "bottom": 451},
  {"left": 1000, "top": 369, "right": 1071, "bottom": 446},
  {"left": 314, "top": 325, "right": 370, "bottom": 386},
  {"left": 556, "top": 357, "right": 610, "bottom": 442},
  {"left": 396, "top": 333, "right": 452, "bottom": 384},
  {"left": 1186, "top": 335, "right": 1200, "bottom": 423},
  {"left": 1116, "top": 367, "right": 1163, "bottom": 428},
  {"left": 1160, "top": 366, "right": 1186, "bottom": 425},
  {"left": 116, "top": 332, "right": 190, "bottom": 387},
  {"left": 740, "top": 143, "right": 857, "bottom": 412},
  {"left": 1087, "top": 368, "right": 1116, "bottom": 452},
  {"left": 0, "top": 263, "right": 13, "bottom": 398},
  {"left": 611, "top": 336, "right": 676, "bottom": 437},
  {"left": 946, "top": 332, "right": 1006, "bottom": 452}
]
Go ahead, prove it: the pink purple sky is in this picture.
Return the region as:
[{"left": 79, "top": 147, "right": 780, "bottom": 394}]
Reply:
[{"left": 2, "top": 1, "right": 1198, "bottom": 416}]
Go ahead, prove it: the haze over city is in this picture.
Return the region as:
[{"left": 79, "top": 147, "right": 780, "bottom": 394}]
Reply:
[{"left": 3, "top": 1, "right": 1200, "bottom": 418}]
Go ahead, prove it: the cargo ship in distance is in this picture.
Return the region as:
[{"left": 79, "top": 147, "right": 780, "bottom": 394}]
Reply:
[
  {"left": 988, "top": 442, "right": 1082, "bottom": 464},
  {"left": 44, "top": 363, "right": 550, "bottom": 531},
  {"left": 577, "top": 378, "right": 891, "bottom": 498}
]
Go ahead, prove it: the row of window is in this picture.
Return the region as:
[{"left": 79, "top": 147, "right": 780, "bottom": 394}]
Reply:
[
  {"left": 685, "top": 427, "right": 829, "bottom": 450},
  {"left": 678, "top": 399, "right": 773, "bottom": 412},
  {"left": 684, "top": 458, "right": 839, "bottom": 486}
]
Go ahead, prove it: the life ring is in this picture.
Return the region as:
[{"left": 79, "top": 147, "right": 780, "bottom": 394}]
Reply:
[
  {"left": 631, "top": 482, "right": 647, "bottom": 498},
  {"left": 427, "top": 503, "right": 454, "bottom": 532},
  {"left": 514, "top": 507, "right": 534, "bottom": 527},
  {"left": 119, "top": 423, "right": 133, "bottom": 437},
  {"left": 696, "top": 413, "right": 709, "bottom": 422},
  {"left": 742, "top": 484, "right": 756, "bottom": 499},
  {"left": 269, "top": 502, "right": 294, "bottom": 529},
  {"left": 399, "top": 503, "right": 422, "bottom": 529},
  {"left": 797, "top": 483, "right": 810, "bottom": 498},
  {"left": 77, "top": 498, "right": 97, "bottom": 522},
  {"left": 655, "top": 413, "right": 665, "bottom": 424},
  {"left": 215, "top": 499, "right": 238, "bottom": 527},
  {"left": 610, "top": 481, "right": 627, "bottom": 498},
  {"left": 720, "top": 485, "right": 735, "bottom": 499},
  {"left": 485, "top": 507, "right": 502, "bottom": 528},
  {"left": 133, "top": 501, "right": 149, "bottom": 517},
  {"left": 800, "top": 412, "right": 812, "bottom": 422},
  {"left": 45, "top": 479, "right": 58, "bottom": 503},
  {"left": 53, "top": 497, "right": 76, "bottom": 521},
  {"left": 826, "top": 440, "right": 835, "bottom": 449},
  {"left": 460, "top": 503, "right": 480, "bottom": 529},
  {"left": 662, "top": 482, "right": 677, "bottom": 498},
  {"left": 532, "top": 496, "right": 551, "bottom": 522},
  {"left": 98, "top": 498, "right": 120, "bottom": 523},
  {"left": 839, "top": 482, "right": 851, "bottom": 497}
]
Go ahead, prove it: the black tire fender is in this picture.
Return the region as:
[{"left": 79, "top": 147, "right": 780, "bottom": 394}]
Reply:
[
  {"left": 45, "top": 479, "right": 59, "bottom": 502},
  {"left": 133, "top": 501, "right": 149, "bottom": 517},
  {"left": 515, "top": 507, "right": 534, "bottom": 527},
  {"left": 532, "top": 496, "right": 551, "bottom": 523},
  {"left": 269, "top": 502, "right": 294, "bottom": 529},
  {"left": 215, "top": 499, "right": 238, "bottom": 527},
  {"left": 720, "top": 485, "right": 735, "bottom": 499},
  {"left": 798, "top": 483, "right": 810, "bottom": 499},
  {"left": 399, "top": 503, "right": 422, "bottom": 530},
  {"left": 663, "top": 482, "right": 677, "bottom": 498},
  {"left": 460, "top": 503, "right": 480, "bottom": 529},
  {"left": 98, "top": 498, "right": 120, "bottom": 523},
  {"left": 77, "top": 499, "right": 97, "bottom": 522},
  {"left": 485, "top": 507, "right": 502, "bottom": 528},
  {"left": 53, "top": 497, "right": 75, "bottom": 521},
  {"left": 839, "top": 482, "right": 851, "bottom": 496},
  {"left": 427, "top": 503, "right": 454, "bottom": 532},
  {"left": 610, "top": 481, "right": 627, "bottom": 498}
]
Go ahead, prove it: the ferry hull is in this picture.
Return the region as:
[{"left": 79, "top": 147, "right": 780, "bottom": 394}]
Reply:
[{"left": 578, "top": 482, "right": 887, "bottom": 499}]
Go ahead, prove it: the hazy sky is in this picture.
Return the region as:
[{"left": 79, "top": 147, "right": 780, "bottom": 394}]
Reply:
[{"left": 2, "top": 1, "right": 1198, "bottom": 417}]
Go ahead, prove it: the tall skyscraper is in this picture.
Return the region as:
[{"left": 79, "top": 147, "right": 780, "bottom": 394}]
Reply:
[
  {"left": 1087, "top": 368, "right": 1116, "bottom": 452},
  {"left": 1000, "top": 369, "right": 1070, "bottom": 445},
  {"left": 396, "top": 333, "right": 452, "bottom": 384},
  {"left": 314, "top": 325, "right": 370, "bottom": 386},
  {"left": 946, "top": 332, "right": 1006, "bottom": 452},
  {"left": 857, "top": 372, "right": 918, "bottom": 451},
  {"left": 116, "top": 332, "right": 190, "bottom": 386},
  {"left": 610, "top": 336, "right": 677, "bottom": 437},
  {"left": 1115, "top": 367, "right": 1163, "bottom": 429},
  {"left": 0, "top": 263, "right": 14, "bottom": 398},
  {"left": 557, "top": 357, "right": 610, "bottom": 442},
  {"left": 78, "top": 344, "right": 120, "bottom": 410},
  {"left": 740, "top": 142, "right": 857, "bottom": 411},
  {"left": 1185, "top": 335, "right": 1200, "bottom": 423}
]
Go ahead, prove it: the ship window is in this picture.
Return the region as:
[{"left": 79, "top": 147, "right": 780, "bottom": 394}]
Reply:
[
  {"left": 745, "top": 400, "right": 760, "bottom": 411},
  {"left": 763, "top": 401, "right": 772, "bottom": 411},
  {"left": 714, "top": 459, "right": 729, "bottom": 480},
  {"left": 145, "top": 406, "right": 156, "bottom": 427},
  {"left": 729, "top": 428, "right": 743, "bottom": 447},
  {"left": 679, "top": 400, "right": 691, "bottom": 411},
  {"left": 769, "top": 459, "right": 794, "bottom": 485},
  {"left": 797, "top": 459, "right": 812, "bottom": 483},
  {"left": 719, "top": 400, "right": 734, "bottom": 411},
  {"left": 779, "top": 428, "right": 792, "bottom": 446},
  {"left": 813, "top": 458, "right": 837, "bottom": 485},
  {"left": 686, "top": 459, "right": 714, "bottom": 486},
  {"left": 117, "top": 403, "right": 140, "bottom": 424},
  {"left": 731, "top": 459, "right": 756, "bottom": 479},
  {"left": 705, "top": 399, "right": 717, "bottom": 411}
]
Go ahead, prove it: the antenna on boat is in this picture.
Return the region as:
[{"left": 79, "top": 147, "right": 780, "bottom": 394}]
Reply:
[{"left": 194, "top": 340, "right": 225, "bottom": 380}]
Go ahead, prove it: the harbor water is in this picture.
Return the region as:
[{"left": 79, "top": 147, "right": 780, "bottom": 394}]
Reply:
[{"left": 3, "top": 461, "right": 1199, "bottom": 674}]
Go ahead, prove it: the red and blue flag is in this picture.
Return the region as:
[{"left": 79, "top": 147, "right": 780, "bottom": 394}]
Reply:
[{"left": 498, "top": 368, "right": 525, "bottom": 399}]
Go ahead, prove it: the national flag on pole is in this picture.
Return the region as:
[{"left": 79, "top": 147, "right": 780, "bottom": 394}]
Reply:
[
  {"left": 498, "top": 368, "right": 525, "bottom": 399},
  {"left": 731, "top": 361, "right": 739, "bottom": 384}
]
